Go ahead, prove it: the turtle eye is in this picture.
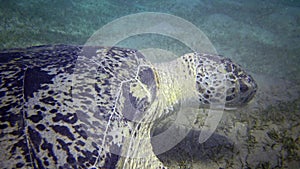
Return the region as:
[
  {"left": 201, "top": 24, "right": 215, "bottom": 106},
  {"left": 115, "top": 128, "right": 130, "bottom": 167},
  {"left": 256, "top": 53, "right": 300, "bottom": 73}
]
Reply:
[{"left": 239, "top": 82, "right": 248, "bottom": 93}]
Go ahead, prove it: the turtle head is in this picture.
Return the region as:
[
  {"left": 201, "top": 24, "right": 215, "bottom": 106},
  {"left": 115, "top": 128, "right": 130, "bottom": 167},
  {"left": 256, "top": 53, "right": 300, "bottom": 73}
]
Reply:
[{"left": 181, "top": 53, "right": 257, "bottom": 109}]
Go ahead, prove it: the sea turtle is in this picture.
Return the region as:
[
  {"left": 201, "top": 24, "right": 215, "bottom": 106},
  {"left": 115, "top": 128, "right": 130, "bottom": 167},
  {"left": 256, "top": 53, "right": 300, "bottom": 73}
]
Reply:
[{"left": 0, "top": 45, "right": 257, "bottom": 169}]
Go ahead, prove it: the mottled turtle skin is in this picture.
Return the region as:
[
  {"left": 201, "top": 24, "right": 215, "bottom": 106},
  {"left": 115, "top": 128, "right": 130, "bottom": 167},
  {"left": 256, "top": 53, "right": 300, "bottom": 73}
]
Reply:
[{"left": 0, "top": 45, "right": 257, "bottom": 169}]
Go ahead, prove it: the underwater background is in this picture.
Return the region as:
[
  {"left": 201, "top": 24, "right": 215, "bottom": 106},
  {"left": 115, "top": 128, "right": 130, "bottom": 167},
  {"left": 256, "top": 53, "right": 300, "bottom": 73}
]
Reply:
[
  {"left": 0, "top": 0, "right": 299, "bottom": 168},
  {"left": 1, "top": 0, "right": 300, "bottom": 81}
]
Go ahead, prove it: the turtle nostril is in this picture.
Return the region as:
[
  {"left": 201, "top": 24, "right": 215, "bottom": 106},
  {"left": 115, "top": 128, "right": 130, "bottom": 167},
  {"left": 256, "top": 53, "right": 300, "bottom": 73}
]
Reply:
[{"left": 239, "top": 83, "right": 248, "bottom": 93}]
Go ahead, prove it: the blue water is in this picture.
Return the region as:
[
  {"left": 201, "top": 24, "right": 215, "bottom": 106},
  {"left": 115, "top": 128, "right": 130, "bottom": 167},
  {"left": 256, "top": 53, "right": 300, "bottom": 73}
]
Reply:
[
  {"left": 0, "top": 0, "right": 299, "bottom": 168},
  {"left": 1, "top": 0, "right": 299, "bottom": 80}
]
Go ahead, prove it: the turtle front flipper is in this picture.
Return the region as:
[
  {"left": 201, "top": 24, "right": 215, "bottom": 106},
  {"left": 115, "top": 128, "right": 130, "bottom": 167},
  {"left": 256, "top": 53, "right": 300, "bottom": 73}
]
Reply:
[
  {"left": 118, "top": 78, "right": 152, "bottom": 123},
  {"left": 116, "top": 120, "right": 168, "bottom": 169},
  {"left": 115, "top": 65, "right": 167, "bottom": 168}
]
